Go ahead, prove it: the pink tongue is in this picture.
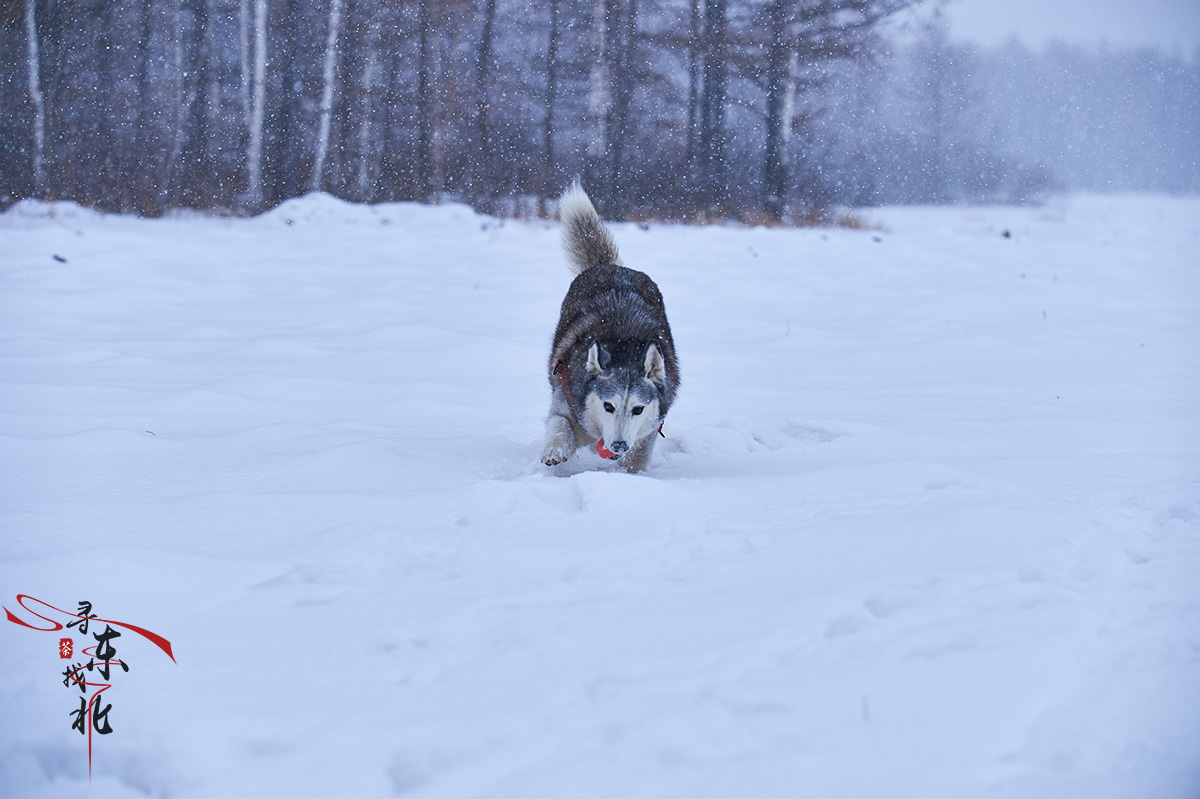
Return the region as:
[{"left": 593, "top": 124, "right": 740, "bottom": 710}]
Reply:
[{"left": 596, "top": 439, "right": 619, "bottom": 460}]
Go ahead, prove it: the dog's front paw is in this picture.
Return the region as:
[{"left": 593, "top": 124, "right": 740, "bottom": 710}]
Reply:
[
  {"left": 541, "top": 441, "right": 573, "bottom": 466},
  {"left": 542, "top": 414, "right": 575, "bottom": 467}
]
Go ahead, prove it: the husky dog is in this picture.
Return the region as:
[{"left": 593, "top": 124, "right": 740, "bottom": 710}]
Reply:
[{"left": 541, "top": 182, "right": 679, "bottom": 473}]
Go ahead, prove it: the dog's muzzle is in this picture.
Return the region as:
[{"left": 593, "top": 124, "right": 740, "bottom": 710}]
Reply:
[{"left": 596, "top": 439, "right": 623, "bottom": 460}]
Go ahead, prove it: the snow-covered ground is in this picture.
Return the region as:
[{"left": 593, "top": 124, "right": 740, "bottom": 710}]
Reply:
[{"left": 1, "top": 193, "right": 1197, "bottom": 798}]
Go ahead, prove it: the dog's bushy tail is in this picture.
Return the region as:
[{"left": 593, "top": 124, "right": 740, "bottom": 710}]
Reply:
[{"left": 560, "top": 179, "right": 621, "bottom": 274}]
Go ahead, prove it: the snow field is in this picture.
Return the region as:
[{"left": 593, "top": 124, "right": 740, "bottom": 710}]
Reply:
[{"left": 1, "top": 194, "right": 1198, "bottom": 798}]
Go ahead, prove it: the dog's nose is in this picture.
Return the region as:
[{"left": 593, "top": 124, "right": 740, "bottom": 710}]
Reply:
[{"left": 610, "top": 440, "right": 628, "bottom": 454}]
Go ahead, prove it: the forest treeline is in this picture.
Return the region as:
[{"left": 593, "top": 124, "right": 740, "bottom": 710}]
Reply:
[{"left": 1, "top": 0, "right": 1197, "bottom": 220}]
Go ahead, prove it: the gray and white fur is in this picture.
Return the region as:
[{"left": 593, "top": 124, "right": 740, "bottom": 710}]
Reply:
[{"left": 542, "top": 181, "right": 679, "bottom": 473}]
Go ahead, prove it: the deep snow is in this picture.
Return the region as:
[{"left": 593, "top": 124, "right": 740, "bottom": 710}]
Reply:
[{"left": 1, "top": 194, "right": 1198, "bottom": 798}]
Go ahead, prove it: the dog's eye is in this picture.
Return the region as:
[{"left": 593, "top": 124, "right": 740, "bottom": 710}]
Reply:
[
  {"left": 604, "top": 402, "right": 615, "bottom": 413},
  {"left": 632, "top": 406, "right": 644, "bottom": 416}
]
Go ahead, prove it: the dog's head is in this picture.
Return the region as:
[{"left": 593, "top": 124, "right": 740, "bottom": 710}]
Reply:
[{"left": 581, "top": 340, "right": 667, "bottom": 458}]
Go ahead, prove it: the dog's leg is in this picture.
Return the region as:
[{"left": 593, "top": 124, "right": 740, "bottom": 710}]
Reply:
[
  {"left": 620, "top": 435, "right": 657, "bottom": 473},
  {"left": 542, "top": 413, "right": 575, "bottom": 465},
  {"left": 541, "top": 385, "right": 578, "bottom": 466}
]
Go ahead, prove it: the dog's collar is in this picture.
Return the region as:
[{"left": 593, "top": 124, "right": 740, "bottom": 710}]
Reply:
[{"left": 553, "top": 361, "right": 577, "bottom": 418}]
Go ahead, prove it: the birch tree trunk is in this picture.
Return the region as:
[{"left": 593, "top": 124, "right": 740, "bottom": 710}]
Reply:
[
  {"left": 244, "top": 0, "right": 267, "bottom": 209},
  {"left": 586, "top": 0, "right": 611, "bottom": 166},
  {"left": 24, "top": 0, "right": 46, "bottom": 197},
  {"left": 353, "top": 0, "right": 382, "bottom": 201},
  {"left": 311, "top": 0, "right": 344, "bottom": 194}
]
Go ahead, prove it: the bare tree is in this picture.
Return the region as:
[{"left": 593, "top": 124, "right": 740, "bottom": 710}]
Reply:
[
  {"left": 474, "top": 0, "right": 499, "bottom": 195},
  {"left": 174, "top": 0, "right": 219, "bottom": 207},
  {"left": 762, "top": 0, "right": 793, "bottom": 219},
  {"left": 160, "top": 0, "right": 197, "bottom": 209},
  {"left": 415, "top": 0, "right": 435, "bottom": 200},
  {"left": 583, "top": 0, "right": 640, "bottom": 216},
  {"left": 541, "top": 0, "right": 563, "bottom": 210},
  {"left": 685, "top": 0, "right": 702, "bottom": 188},
  {"left": 131, "top": 0, "right": 161, "bottom": 214},
  {"left": 604, "top": 0, "right": 639, "bottom": 216},
  {"left": 243, "top": 0, "right": 267, "bottom": 209},
  {"left": 311, "top": 0, "right": 344, "bottom": 193},
  {"left": 353, "top": 0, "right": 384, "bottom": 201},
  {"left": 586, "top": 0, "right": 611, "bottom": 175},
  {"left": 748, "top": 0, "right": 918, "bottom": 218},
  {"left": 239, "top": 0, "right": 251, "bottom": 120},
  {"left": 24, "top": 0, "right": 45, "bottom": 197},
  {"left": 697, "top": 0, "right": 727, "bottom": 211},
  {"left": 268, "top": 0, "right": 309, "bottom": 204}
]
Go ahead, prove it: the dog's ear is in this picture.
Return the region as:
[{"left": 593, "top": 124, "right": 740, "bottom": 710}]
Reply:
[
  {"left": 644, "top": 343, "right": 666, "bottom": 384},
  {"left": 587, "top": 342, "right": 609, "bottom": 376}
]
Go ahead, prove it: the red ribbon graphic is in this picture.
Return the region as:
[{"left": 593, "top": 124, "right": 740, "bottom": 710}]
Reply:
[{"left": 4, "top": 594, "right": 175, "bottom": 662}]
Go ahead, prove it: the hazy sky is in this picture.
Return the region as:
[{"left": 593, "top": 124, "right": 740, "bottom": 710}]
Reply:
[{"left": 939, "top": 0, "right": 1200, "bottom": 51}]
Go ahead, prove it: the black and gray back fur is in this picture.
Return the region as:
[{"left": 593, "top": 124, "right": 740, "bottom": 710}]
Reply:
[{"left": 541, "top": 181, "right": 679, "bottom": 473}]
